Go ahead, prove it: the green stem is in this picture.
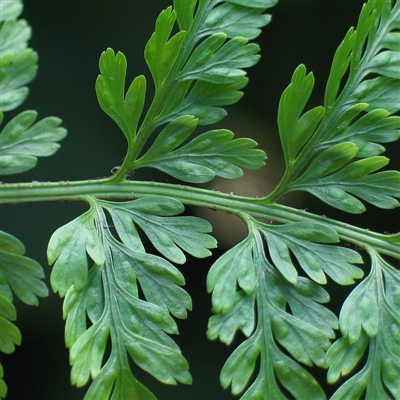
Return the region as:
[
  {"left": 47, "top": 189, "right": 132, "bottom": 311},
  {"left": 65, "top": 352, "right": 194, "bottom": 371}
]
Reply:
[{"left": 0, "top": 178, "right": 398, "bottom": 259}]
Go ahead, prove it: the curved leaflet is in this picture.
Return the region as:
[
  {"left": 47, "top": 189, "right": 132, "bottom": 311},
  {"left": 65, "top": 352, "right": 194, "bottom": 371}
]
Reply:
[
  {"left": 135, "top": 115, "right": 266, "bottom": 183},
  {"left": 0, "top": 110, "right": 66, "bottom": 175}
]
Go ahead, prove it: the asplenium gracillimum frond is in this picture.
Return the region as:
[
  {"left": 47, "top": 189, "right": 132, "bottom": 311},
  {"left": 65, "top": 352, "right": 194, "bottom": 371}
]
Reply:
[{"left": 0, "top": 0, "right": 398, "bottom": 399}]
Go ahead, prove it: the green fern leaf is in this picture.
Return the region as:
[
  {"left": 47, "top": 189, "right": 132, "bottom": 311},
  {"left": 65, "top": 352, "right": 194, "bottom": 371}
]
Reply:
[
  {"left": 260, "top": 221, "right": 363, "bottom": 284},
  {"left": 0, "top": 0, "right": 23, "bottom": 22},
  {"left": 207, "top": 235, "right": 256, "bottom": 313},
  {"left": 293, "top": 148, "right": 400, "bottom": 213},
  {"left": 0, "top": 13, "right": 30, "bottom": 56},
  {"left": 340, "top": 1, "right": 400, "bottom": 113},
  {"left": 135, "top": 115, "right": 266, "bottom": 183},
  {"left": 278, "top": 64, "right": 325, "bottom": 166},
  {"left": 0, "top": 293, "right": 21, "bottom": 354},
  {"left": 137, "top": 115, "right": 198, "bottom": 160},
  {"left": 265, "top": 272, "right": 336, "bottom": 369},
  {"left": 201, "top": 2, "right": 273, "bottom": 40},
  {"left": 0, "top": 229, "right": 47, "bottom": 397},
  {"left": 220, "top": 331, "right": 262, "bottom": 396},
  {"left": 95, "top": 0, "right": 276, "bottom": 179},
  {"left": 270, "top": 351, "right": 326, "bottom": 400},
  {"left": 207, "top": 290, "right": 256, "bottom": 344},
  {"left": 0, "top": 110, "right": 66, "bottom": 175},
  {"left": 48, "top": 208, "right": 105, "bottom": 296},
  {"left": 0, "top": 231, "right": 48, "bottom": 398},
  {"left": 279, "top": 275, "right": 338, "bottom": 339},
  {"left": 208, "top": 223, "right": 337, "bottom": 398},
  {"left": 0, "top": 0, "right": 36, "bottom": 112},
  {"left": 173, "top": 0, "right": 196, "bottom": 31},
  {"left": 267, "top": 0, "right": 400, "bottom": 207},
  {"left": 321, "top": 109, "right": 400, "bottom": 157},
  {"left": 1, "top": 0, "right": 394, "bottom": 398},
  {"left": 324, "top": 28, "right": 355, "bottom": 108},
  {"left": 178, "top": 34, "right": 260, "bottom": 84},
  {"left": 157, "top": 77, "right": 247, "bottom": 126},
  {"left": 50, "top": 196, "right": 218, "bottom": 396},
  {"left": 0, "top": 48, "right": 37, "bottom": 112},
  {"left": 100, "top": 196, "right": 217, "bottom": 264},
  {"left": 61, "top": 213, "right": 193, "bottom": 398},
  {"left": 96, "top": 49, "right": 146, "bottom": 143},
  {"left": 325, "top": 333, "right": 370, "bottom": 384},
  {"left": 368, "top": 50, "right": 400, "bottom": 78},
  {"left": 111, "top": 239, "right": 192, "bottom": 319},
  {"left": 144, "top": 7, "right": 186, "bottom": 92},
  {"left": 0, "top": 230, "right": 48, "bottom": 305},
  {"left": 352, "top": 76, "right": 400, "bottom": 114},
  {"left": 326, "top": 250, "right": 400, "bottom": 399}
]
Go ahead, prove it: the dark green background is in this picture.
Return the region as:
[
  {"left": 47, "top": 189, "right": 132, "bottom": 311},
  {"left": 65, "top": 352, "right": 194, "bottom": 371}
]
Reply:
[{"left": 2, "top": 1, "right": 398, "bottom": 399}]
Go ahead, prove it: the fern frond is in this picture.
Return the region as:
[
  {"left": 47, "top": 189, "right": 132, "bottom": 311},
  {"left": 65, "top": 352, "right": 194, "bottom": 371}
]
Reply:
[
  {"left": 292, "top": 143, "right": 399, "bottom": 213},
  {"left": 0, "top": 0, "right": 66, "bottom": 175},
  {"left": 0, "top": 229, "right": 48, "bottom": 398},
  {"left": 0, "top": 110, "right": 66, "bottom": 175},
  {"left": 96, "top": 0, "right": 277, "bottom": 181},
  {"left": 0, "top": 230, "right": 48, "bottom": 306},
  {"left": 48, "top": 196, "right": 216, "bottom": 396},
  {"left": 326, "top": 249, "right": 400, "bottom": 399},
  {"left": 0, "top": 0, "right": 36, "bottom": 112},
  {"left": 96, "top": 49, "right": 146, "bottom": 147},
  {"left": 99, "top": 196, "right": 216, "bottom": 265},
  {"left": 260, "top": 221, "right": 363, "bottom": 284},
  {"left": 135, "top": 115, "right": 266, "bottom": 183},
  {"left": 208, "top": 219, "right": 340, "bottom": 399},
  {"left": 266, "top": 0, "right": 400, "bottom": 209}
]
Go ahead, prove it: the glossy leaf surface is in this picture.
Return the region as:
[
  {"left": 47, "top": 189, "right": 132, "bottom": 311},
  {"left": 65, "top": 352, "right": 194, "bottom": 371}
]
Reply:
[
  {"left": 96, "top": 49, "right": 146, "bottom": 143},
  {"left": 208, "top": 221, "right": 336, "bottom": 399},
  {"left": 327, "top": 250, "right": 400, "bottom": 399},
  {"left": 0, "top": 110, "right": 66, "bottom": 175},
  {"left": 0, "top": 230, "right": 48, "bottom": 305},
  {"left": 49, "top": 196, "right": 217, "bottom": 397},
  {"left": 136, "top": 115, "right": 266, "bottom": 183},
  {"left": 2, "top": 0, "right": 396, "bottom": 399},
  {"left": 0, "top": 0, "right": 36, "bottom": 112},
  {"left": 95, "top": 0, "right": 276, "bottom": 179}
]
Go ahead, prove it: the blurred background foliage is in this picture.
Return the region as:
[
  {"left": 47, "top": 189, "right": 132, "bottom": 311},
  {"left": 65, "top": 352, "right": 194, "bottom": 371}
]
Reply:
[{"left": 2, "top": 0, "right": 398, "bottom": 399}]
